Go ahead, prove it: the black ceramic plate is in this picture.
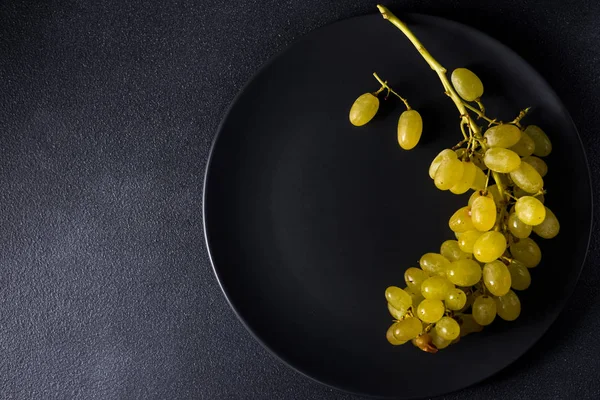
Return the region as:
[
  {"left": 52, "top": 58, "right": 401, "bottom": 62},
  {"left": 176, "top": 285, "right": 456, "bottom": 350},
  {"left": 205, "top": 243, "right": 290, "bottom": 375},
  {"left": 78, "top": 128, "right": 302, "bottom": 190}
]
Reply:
[{"left": 203, "top": 12, "right": 592, "bottom": 399}]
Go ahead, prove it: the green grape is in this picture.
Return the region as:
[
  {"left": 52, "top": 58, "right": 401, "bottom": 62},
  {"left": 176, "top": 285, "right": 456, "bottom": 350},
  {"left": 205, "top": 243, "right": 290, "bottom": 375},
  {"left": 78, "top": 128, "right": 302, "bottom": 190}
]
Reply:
[
  {"left": 387, "top": 303, "right": 406, "bottom": 320},
  {"left": 429, "top": 149, "right": 457, "bottom": 179},
  {"left": 532, "top": 207, "right": 560, "bottom": 239},
  {"left": 430, "top": 328, "right": 451, "bottom": 349},
  {"left": 473, "top": 231, "right": 507, "bottom": 263},
  {"left": 397, "top": 109, "right": 423, "bottom": 150},
  {"left": 514, "top": 186, "right": 545, "bottom": 203},
  {"left": 495, "top": 290, "right": 521, "bottom": 321},
  {"left": 510, "top": 237, "right": 542, "bottom": 268},
  {"left": 507, "top": 212, "right": 532, "bottom": 239},
  {"left": 508, "top": 260, "right": 531, "bottom": 290},
  {"left": 471, "top": 166, "right": 487, "bottom": 190},
  {"left": 435, "top": 316, "right": 461, "bottom": 341},
  {"left": 451, "top": 68, "right": 484, "bottom": 101},
  {"left": 510, "top": 162, "right": 544, "bottom": 194},
  {"left": 483, "top": 148, "right": 521, "bottom": 173},
  {"left": 393, "top": 317, "right": 423, "bottom": 341},
  {"left": 387, "top": 323, "right": 407, "bottom": 345},
  {"left": 525, "top": 125, "right": 552, "bottom": 157},
  {"left": 445, "top": 288, "right": 467, "bottom": 310},
  {"left": 440, "top": 240, "right": 471, "bottom": 261},
  {"left": 405, "top": 286, "right": 425, "bottom": 309},
  {"left": 484, "top": 124, "right": 521, "bottom": 148},
  {"left": 458, "top": 314, "right": 483, "bottom": 337},
  {"left": 509, "top": 131, "right": 535, "bottom": 157},
  {"left": 472, "top": 295, "right": 497, "bottom": 326},
  {"left": 454, "top": 231, "right": 462, "bottom": 240},
  {"left": 458, "top": 230, "right": 483, "bottom": 253},
  {"left": 482, "top": 260, "right": 512, "bottom": 296},
  {"left": 421, "top": 276, "right": 454, "bottom": 301},
  {"left": 447, "top": 259, "right": 482, "bottom": 286},
  {"left": 385, "top": 286, "right": 413, "bottom": 314},
  {"left": 435, "top": 158, "right": 465, "bottom": 190},
  {"left": 515, "top": 196, "right": 546, "bottom": 226},
  {"left": 449, "top": 206, "right": 475, "bottom": 233},
  {"left": 349, "top": 93, "right": 379, "bottom": 126},
  {"left": 471, "top": 195, "right": 497, "bottom": 232},
  {"left": 522, "top": 156, "right": 548, "bottom": 177},
  {"left": 416, "top": 299, "right": 445, "bottom": 323},
  {"left": 450, "top": 161, "right": 477, "bottom": 194},
  {"left": 404, "top": 267, "right": 430, "bottom": 292},
  {"left": 419, "top": 253, "right": 450, "bottom": 276}
]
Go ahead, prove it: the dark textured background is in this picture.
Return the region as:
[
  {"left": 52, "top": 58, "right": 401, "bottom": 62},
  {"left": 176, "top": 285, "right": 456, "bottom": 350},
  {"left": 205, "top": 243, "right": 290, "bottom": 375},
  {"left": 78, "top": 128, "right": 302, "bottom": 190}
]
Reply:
[{"left": 0, "top": 0, "right": 598, "bottom": 399}]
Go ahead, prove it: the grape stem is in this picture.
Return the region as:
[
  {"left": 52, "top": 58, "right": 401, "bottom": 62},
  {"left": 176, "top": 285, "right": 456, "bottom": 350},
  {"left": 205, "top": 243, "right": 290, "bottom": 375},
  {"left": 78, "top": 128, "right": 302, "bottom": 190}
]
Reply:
[
  {"left": 511, "top": 107, "right": 532, "bottom": 127},
  {"left": 372, "top": 72, "right": 411, "bottom": 109},
  {"left": 376, "top": 5, "right": 507, "bottom": 204},
  {"left": 461, "top": 101, "right": 499, "bottom": 126}
]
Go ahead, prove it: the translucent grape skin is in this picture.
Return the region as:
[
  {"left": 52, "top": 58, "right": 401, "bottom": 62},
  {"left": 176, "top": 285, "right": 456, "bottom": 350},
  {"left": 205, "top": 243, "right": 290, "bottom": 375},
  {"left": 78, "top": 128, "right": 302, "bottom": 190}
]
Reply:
[
  {"left": 510, "top": 237, "right": 542, "bottom": 268},
  {"left": 451, "top": 68, "right": 484, "bottom": 101},
  {"left": 393, "top": 317, "right": 423, "bottom": 341},
  {"left": 473, "top": 231, "right": 507, "bottom": 263},
  {"left": 387, "top": 323, "right": 407, "bottom": 345},
  {"left": 508, "top": 260, "right": 531, "bottom": 290},
  {"left": 495, "top": 290, "right": 521, "bottom": 321},
  {"left": 404, "top": 267, "right": 430, "bottom": 293},
  {"left": 388, "top": 303, "right": 406, "bottom": 320},
  {"left": 419, "top": 253, "right": 450, "bottom": 277},
  {"left": 430, "top": 329, "right": 451, "bottom": 349},
  {"left": 450, "top": 161, "right": 477, "bottom": 194},
  {"left": 515, "top": 196, "right": 546, "bottom": 226},
  {"left": 471, "top": 195, "right": 497, "bottom": 231},
  {"left": 405, "top": 287, "right": 425, "bottom": 309},
  {"left": 509, "top": 131, "right": 535, "bottom": 157},
  {"left": 522, "top": 156, "right": 548, "bottom": 177},
  {"left": 435, "top": 158, "right": 464, "bottom": 190},
  {"left": 447, "top": 259, "right": 482, "bottom": 287},
  {"left": 398, "top": 109, "right": 423, "bottom": 150},
  {"left": 525, "top": 125, "right": 552, "bottom": 157},
  {"left": 471, "top": 166, "right": 487, "bottom": 190},
  {"left": 440, "top": 240, "right": 471, "bottom": 261},
  {"left": 458, "top": 230, "right": 483, "bottom": 253},
  {"left": 421, "top": 276, "right": 454, "bottom": 301},
  {"left": 533, "top": 207, "right": 560, "bottom": 239},
  {"left": 449, "top": 206, "right": 475, "bottom": 233},
  {"left": 429, "top": 149, "right": 457, "bottom": 179},
  {"left": 435, "top": 317, "right": 461, "bottom": 341},
  {"left": 483, "top": 260, "right": 512, "bottom": 296},
  {"left": 416, "top": 299, "right": 445, "bottom": 323},
  {"left": 483, "top": 148, "right": 521, "bottom": 173},
  {"left": 445, "top": 288, "right": 467, "bottom": 310},
  {"left": 385, "top": 286, "right": 413, "bottom": 314},
  {"left": 484, "top": 124, "right": 521, "bottom": 148},
  {"left": 349, "top": 93, "right": 379, "bottom": 126},
  {"left": 507, "top": 212, "right": 532, "bottom": 239},
  {"left": 510, "top": 162, "right": 544, "bottom": 194},
  {"left": 472, "top": 295, "right": 497, "bottom": 326}
]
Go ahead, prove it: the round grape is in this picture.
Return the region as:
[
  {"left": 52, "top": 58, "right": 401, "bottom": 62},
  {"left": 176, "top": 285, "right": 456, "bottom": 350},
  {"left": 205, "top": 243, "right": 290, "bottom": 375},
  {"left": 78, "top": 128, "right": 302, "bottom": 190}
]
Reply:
[
  {"left": 525, "top": 125, "right": 552, "bottom": 157},
  {"left": 472, "top": 295, "right": 497, "bottom": 326},
  {"left": 421, "top": 276, "right": 454, "bottom": 301},
  {"left": 419, "top": 253, "right": 450, "bottom": 277},
  {"left": 440, "top": 240, "right": 471, "bottom": 261},
  {"left": 430, "top": 329, "right": 451, "bottom": 349},
  {"left": 449, "top": 206, "right": 475, "bottom": 233},
  {"left": 458, "top": 230, "right": 483, "bottom": 253},
  {"left": 495, "top": 290, "right": 521, "bottom": 321},
  {"left": 515, "top": 196, "right": 546, "bottom": 226},
  {"left": 532, "top": 207, "right": 560, "bottom": 239},
  {"left": 507, "top": 212, "right": 532, "bottom": 239},
  {"left": 349, "top": 93, "right": 379, "bottom": 126},
  {"left": 451, "top": 68, "right": 484, "bottom": 101},
  {"left": 397, "top": 109, "right": 423, "bottom": 150},
  {"left": 471, "top": 195, "right": 497, "bottom": 231},
  {"left": 447, "top": 259, "right": 482, "bottom": 287},
  {"left": 510, "top": 237, "right": 542, "bottom": 268},
  {"left": 510, "top": 162, "right": 544, "bottom": 194},
  {"left": 509, "top": 131, "right": 535, "bottom": 157},
  {"left": 508, "top": 260, "right": 531, "bottom": 290},
  {"left": 435, "top": 158, "right": 465, "bottom": 190},
  {"left": 483, "top": 148, "right": 521, "bottom": 173},
  {"left": 445, "top": 288, "right": 467, "bottom": 311},
  {"left": 484, "top": 124, "right": 521, "bottom": 148},
  {"left": 473, "top": 231, "right": 507, "bottom": 263},
  {"left": 416, "top": 299, "right": 445, "bottom": 323},
  {"left": 393, "top": 317, "right": 423, "bottom": 341},
  {"left": 450, "top": 161, "right": 477, "bottom": 194},
  {"left": 404, "top": 267, "right": 429, "bottom": 293},
  {"left": 429, "top": 149, "right": 457, "bottom": 179},
  {"left": 483, "top": 260, "right": 512, "bottom": 296},
  {"left": 522, "top": 156, "right": 548, "bottom": 177},
  {"left": 387, "top": 303, "right": 406, "bottom": 320},
  {"left": 385, "top": 286, "right": 413, "bottom": 315},
  {"left": 386, "top": 323, "right": 407, "bottom": 345},
  {"left": 435, "top": 316, "right": 461, "bottom": 341}
]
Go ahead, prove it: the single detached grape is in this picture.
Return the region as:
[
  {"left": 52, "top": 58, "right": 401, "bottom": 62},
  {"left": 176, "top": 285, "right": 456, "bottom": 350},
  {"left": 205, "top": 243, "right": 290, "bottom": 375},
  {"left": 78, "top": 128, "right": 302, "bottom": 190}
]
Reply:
[
  {"left": 349, "top": 93, "right": 379, "bottom": 126},
  {"left": 508, "top": 260, "right": 531, "bottom": 290},
  {"left": 509, "top": 131, "right": 536, "bottom": 157},
  {"left": 447, "top": 259, "right": 482, "bottom": 287},
  {"left": 473, "top": 231, "right": 507, "bottom": 263},
  {"left": 510, "top": 162, "right": 544, "bottom": 194},
  {"left": 522, "top": 155, "right": 548, "bottom": 177},
  {"left": 471, "top": 166, "right": 487, "bottom": 190},
  {"left": 416, "top": 299, "right": 445, "bottom": 323},
  {"left": 445, "top": 288, "right": 467, "bottom": 310},
  {"left": 388, "top": 303, "right": 406, "bottom": 320},
  {"left": 385, "top": 286, "right": 413, "bottom": 314},
  {"left": 421, "top": 276, "right": 454, "bottom": 301},
  {"left": 387, "top": 323, "right": 407, "bottom": 345},
  {"left": 397, "top": 109, "right": 423, "bottom": 150},
  {"left": 482, "top": 260, "right": 512, "bottom": 296},
  {"left": 440, "top": 240, "right": 471, "bottom": 261},
  {"left": 435, "top": 317, "right": 461, "bottom": 341},
  {"left": 525, "top": 125, "right": 552, "bottom": 157},
  {"left": 510, "top": 237, "right": 542, "bottom": 268},
  {"left": 458, "top": 230, "right": 483, "bottom": 253},
  {"left": 532, "top": 207, "right": 560, "bottom": 239},
  {"left": 450, "top": 161, "right": 477, "bottom": 194},
  {"left": 483, "top": 148, "right": 521, "bottom": 173},
  {"left": 495, "top": 290, "right": 521, "bottom": 321},
  {"left": 451, "top": 68, "right": 484, "bottom": 101},
  {"left": 515, "top": 196, "right": 546, "bottom": 226},
  {"left": 458, "top": 314, "right": 483, "bottom": 337},
  {"left": 507, "top": 212, "right": 532, "bottom": 239},
  {"left": 419, "top": 253, "right": 450, "bottom": 276},
  {"left": 393, "top": 317, "right": 423, "bottom": 341},
  {"left": 429, "top": 149, "right": 457, "bottom": 179},
  {"left": 484, "top": 124, "right": 521, "bottom": 148},
  {"left": 449, "top": 206, "right": 475, "bottom": 233},
  {"left": 472, "top": 295, "right": 497, "bottom": 326},
  {"left": 404, "top": 267, "right": 430, "bottom": 292},
  {"left": 471, "top": 195, "right": 497, "bottom": 232},
  {"left": 435, "top": 158, "right": 465, "bottom": 190}
]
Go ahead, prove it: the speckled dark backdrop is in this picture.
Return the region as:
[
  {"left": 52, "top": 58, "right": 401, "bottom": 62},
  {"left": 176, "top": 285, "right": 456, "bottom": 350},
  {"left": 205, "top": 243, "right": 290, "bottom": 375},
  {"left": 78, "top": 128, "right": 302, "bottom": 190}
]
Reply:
[{"left": 0, "top": 0, "right": 598, "bottom": 399}]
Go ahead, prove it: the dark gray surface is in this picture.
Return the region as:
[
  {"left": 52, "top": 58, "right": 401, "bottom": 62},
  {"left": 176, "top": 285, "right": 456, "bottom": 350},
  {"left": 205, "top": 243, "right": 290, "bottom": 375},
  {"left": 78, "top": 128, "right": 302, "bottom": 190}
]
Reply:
[{"left": 0, "top": 0, "right": 598, "bottom": 399}]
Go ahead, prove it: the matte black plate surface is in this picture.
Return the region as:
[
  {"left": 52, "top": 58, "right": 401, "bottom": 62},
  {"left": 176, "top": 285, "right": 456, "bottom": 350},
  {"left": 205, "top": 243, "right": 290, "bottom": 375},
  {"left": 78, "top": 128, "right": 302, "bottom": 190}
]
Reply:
[{"left": 203, "top": 13, "right": 592, "bottom": 399}]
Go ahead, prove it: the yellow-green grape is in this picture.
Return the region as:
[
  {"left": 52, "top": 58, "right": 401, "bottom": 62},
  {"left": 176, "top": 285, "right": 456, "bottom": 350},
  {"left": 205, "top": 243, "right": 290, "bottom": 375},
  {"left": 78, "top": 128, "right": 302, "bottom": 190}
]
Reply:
[
  {"left": 435, "top": 317, "right": 461, "bottom": 341},
  {"left": 458, "top": 230, "right": 483, "bottom": 253},
  {"left": 449, "top": 206, "right": 475, "bottom": 233},
  {"left": 451, "top": 68, "right": 484, "bottom": 101},
  {"left": 533, "top": 207, "right": 560, "bottom": 239},
  {"left": 458, "top": 314, "right": 483, "bottom": 337},
  {"left": 483, "top": 148, "right": 521, "bottom": 173},
  {"left": 385, "top": 286, "right": 413, "bottom": 314},
  {"left": 507, "top": 212, "right": 532, "bottom": 239},
  {"left": 349, "top": 93, "right": 379, "bottom": 126},
  {"left": 472, "top": 295, "right": 497, "bottom": 326},
  {"left": 447, "top": 259, "right": 482, "bottom": 286},
  {"left": 495, "top": 290, "right": 521, "bottom": 321},
  {"left": 515, "top": 196, "right": 546, "bottom": 226},
  {"left": 397, "top": 109, "right": 423, "bottom": 150},
  {"left": 471, "top": 166, "right": 487, "bottom": 190},
  {"left": 510, "top": 162, "right": 544, "bottom": 194},
  {"left": 393, "top": 317, "right": 423, "bottom": 341},
  {"left": 450, "top": 161, "right": 477, "bottom": 194},
  {"left": 482, "top": 260, "right": 512, "bottom": 296},
  {"left": 419, "top": 253, "right": 450, "bottom": 277},
  {"left": 525, "top": 125, "right": 552, "bottom": 157},
  {"left": 484, "top": 124, "right": 521, "bottom": 148},
  {"left": 471, "top": 195, "right": 497, "bottom": 232},
  {"left": 510, "top": 237, "right": 542, "bottom": 268},
  {"left": 416, "top": 299, "right": 445, "bottom": 323},
  {"left": 473, "top": 231, "right": 507, "bottom": 263},
  {"left": 454, "top": 231, "right": 462, "bottom": 240},
  {"left": 386, "top": 323, "right": 407, "bottom": 345},
  {"left": 469, "top": 188, "right": 501, "bottom": 207},
  {"left": 508, "top": 260, "right": 531, "bottom": 290},
  {"left": 509, "top": 131, "right": 535, "bottom": 157},
  {"left": 440, "top": 240, "right": 471, "bottom": 261},
  {"left": 522, "top": 156, "right": 548, "bottom": 177},
  {"left": 387, "top": 303, "right": 406, "bottom": 320},
  {"left": 404, "top": 267, "right": 430, "bottom": 293},
  {"left": 514, "top": 186, "right": 545, "bottom": 203},
  {"left": 429, "top": 149, "right": 457, "bottom": 179},
  {"left": 430, "top": 329, "right": 451, "bottom": 349},
  {"left": 434, "top": 158, "right": 465, "bottom": 190},
  {"left": 421, "top": 276, "right": 454, "bottom": 301},
  {"left": 445, "top": 288, "right": 467, "bottom": 310}
]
